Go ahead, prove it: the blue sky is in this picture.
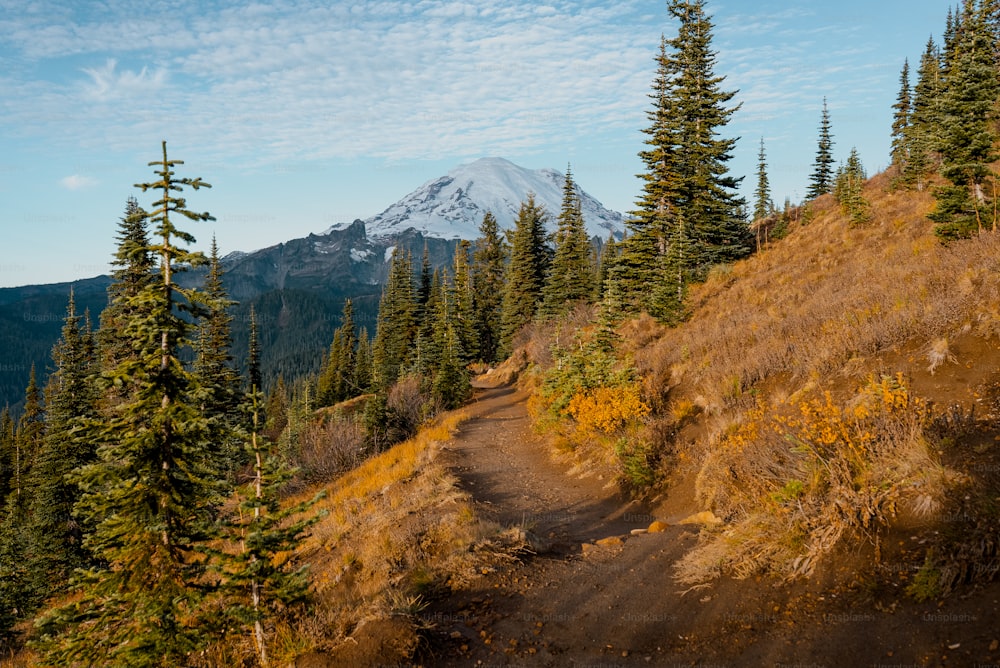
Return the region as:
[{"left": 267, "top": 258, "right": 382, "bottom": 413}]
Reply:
[{"left": 0, "top": 0, "right": 950, "bottom": 287}]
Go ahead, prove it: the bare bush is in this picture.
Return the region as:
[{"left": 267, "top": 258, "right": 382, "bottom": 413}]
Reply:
[{"left": 296, "top": 416, "right": 367, "bottom": 485}]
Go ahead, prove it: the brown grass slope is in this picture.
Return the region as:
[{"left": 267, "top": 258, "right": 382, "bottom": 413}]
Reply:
[{"left": 629, "top": 171, "right": 1000, "bottom": 593}]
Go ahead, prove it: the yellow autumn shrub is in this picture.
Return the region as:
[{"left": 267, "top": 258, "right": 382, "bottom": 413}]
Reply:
[{"left": 567, "top": 384, "right": 650, "bottom": 434}]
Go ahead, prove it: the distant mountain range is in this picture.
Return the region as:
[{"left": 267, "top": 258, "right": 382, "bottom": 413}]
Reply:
[{"left": 0, "top": 158, "right": 626, "bottom": 410}]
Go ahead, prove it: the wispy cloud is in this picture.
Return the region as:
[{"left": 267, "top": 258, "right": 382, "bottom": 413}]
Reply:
[
  {"left": 81, "top": 59, "right": 168, "bottom": 100},
  {"left": 0, "top": 0, "right": 658, "bottom": 164},
  {"left": 59, "top": 174, "right": 98, "bottom": 190}
]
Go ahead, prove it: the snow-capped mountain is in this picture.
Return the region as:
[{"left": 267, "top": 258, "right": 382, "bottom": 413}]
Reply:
[{"left": 330, "top": 157, "right": 625, "bottom": 241}]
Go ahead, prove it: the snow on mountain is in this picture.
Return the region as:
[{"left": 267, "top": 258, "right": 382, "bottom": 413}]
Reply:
[{"left": 336, "top": 157, "right": 626, "bottom": 241}]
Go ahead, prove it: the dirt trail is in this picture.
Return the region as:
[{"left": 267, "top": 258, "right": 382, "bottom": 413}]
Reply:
[{"left": 421, "top": 380, "right": 1000, "bottom": 667}]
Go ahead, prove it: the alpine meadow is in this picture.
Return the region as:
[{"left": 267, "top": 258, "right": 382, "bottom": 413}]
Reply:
[{"left": 5, "top": 1, "right": 1000, "bottom": 666}]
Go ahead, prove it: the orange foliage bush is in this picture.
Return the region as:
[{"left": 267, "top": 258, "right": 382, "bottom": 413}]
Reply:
[{"left": 567, "top": 384, "right": 650, "bottom": 434}]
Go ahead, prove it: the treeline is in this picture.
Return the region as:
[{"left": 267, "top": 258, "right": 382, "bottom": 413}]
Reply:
[
  {"left": 888, "top": 0, "right": 1000, "bottom": 240},
  {"left": 0, "top": 145, "right": 321, "bottom": 666}
]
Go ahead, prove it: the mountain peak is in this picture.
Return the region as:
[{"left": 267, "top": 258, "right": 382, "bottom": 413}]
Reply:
[{"left": 354, "top": 158, "right": 625, "bottom": 241}]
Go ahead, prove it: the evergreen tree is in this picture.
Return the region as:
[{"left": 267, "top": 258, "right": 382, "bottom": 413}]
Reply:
[
  {"left": 903, "top": 38, "right": 943, "bottom": 189},
  {"left": 499, "top": 195, "right": 550, "bottom": 356},
  {"left": 0, "top": 368, "right": 43, "bottom": 646},
  {"left": 0, "top": 408, "right": 13, "bottom": 512},
  {"left": 371, "top": 249, "right": 416, "bottom": 390},
  {"left": 451, "top": 241, "right": 478, "bottom": 364},
  {"left": 807, "top": 98, "right": 836, "bottom": 199},
  {"left": 413, "top": 269, "right": 444, "bottom": 382},
  {"left": 471, "top": 212, "right": 507, "bottom": 364},
  {"left": 37, "top": 142, "right": 224, "bottom": 667},
  {"left": 835, "top": 148, "right": 871, "bottom": 226},
  {"left": 416, "top": 243, "right": 432, "bottom": 321},
  {"left": 98, "top": 197, "right": 155, "bottom": 387},
  {"left": 541, "top": 166, "right": 595, "bottom": 317},
  {"left": 23, "top": 293, "right": 100, "bottom": 609},
  {"left": 890, "top": 59, "right": 912, "bottom": 175},
  {"left": 214, "top": 391, "right": 323, "bottom": 668},
  {"left": 316, "top": 299, "right": 358, "bottom": 406},
  {"left": 353, "top": 327, "right": 372, "bottom": 396},
  {"left": 617, "top": 1, "right": 749, "bottom": 322},
  {"left": 930, "top": 0, "right": 1000, "bottom": 239},
  {"left": 247, "top": 305, "right": 263, "bottom": 397},
  {"left": 195, "top": 236, "right": 241, "bottom": 477},
  {"left": 263, "top": 376, "right": 289, "bottom": 443},
  {"left": 621, "top": 36, "right": 683, "bottom": 310},
  {"left": 596, "top": 231, "right": 619, "bottom": 300},
  {"left": 752, "top": 137, "right": 773, "bottom": 225}
]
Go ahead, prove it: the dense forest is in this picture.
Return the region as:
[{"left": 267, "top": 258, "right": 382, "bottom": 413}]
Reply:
[{"left": 3, "top": 0, "right": 1000, "bottom": 665}]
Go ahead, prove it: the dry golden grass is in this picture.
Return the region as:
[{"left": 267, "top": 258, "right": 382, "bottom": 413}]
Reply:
[
  {"left": 255, "top": 409, "right": 517, "bottom": 663},
  {"left": 637, "top": 174, "right": 1000, "bottom": 415},
  {"left": 615, "top": 170, "right": 1000, "bottom": 588}
]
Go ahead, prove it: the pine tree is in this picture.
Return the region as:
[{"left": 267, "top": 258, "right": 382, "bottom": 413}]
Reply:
[
  {"left": 247, "top": 305, "right": 263, "bottom": 397},
  {"left": 317, "top": 299, "right": 358, "bottom": 406},
  {"left": 471, "top": 212, "right": 507, "bottom": 364},
  {"left": 371, "top": 248, "right": 416, "bottom": 390},
  {"left": 596, "top": 231, "right": 619, "bottom": 300},
  {"left": 904, "top": 37, "right": 944, "bottom": 189},
  {"left": 264, "top": 376, "right": 289, "bottom": 442},
  {"left": 668, "top": 0, "right": 751, "bottom": 274},
  {"left": 835, "top": 148, "right": 871, "bottom": 226},
  {"left": 98, "top": 197, "right": 155, "bottom": 387},
  {"left": 214, "top": 391, "right": 323, "bottom": 668},
  {"left": 499, "top": 195, "right": 550, "bottom": 356},
  {"left": 930, "top": 0, "right": 1000, "bottom": 239},
  {"left": 451, "top": 241, "right": 478, "bottom": 364},
  {"left": 752, "top": 137, "right": 772, "bottom": 226},
  {"left": 195, "top": 236, "right": 241, "bottom": 477},
  {"left": 22, "top": 293, "right": 100, "bottom": 609},
  {"left": 807, "top": 98, "right": 836, "bottom": 199},
  {"left": 0, "top": 368, "right": 44, "bottom": 646},
  {"left": 616, "top": 1, "right": 749, "bottom": 322},
  {"left": 37, "top": 142, "right": 224, "bottom": 667},
  {"left": 541, "top": 166, "right": 595, "bottom": 317},
  {"left": 890, "top": 59, "right": 912, "bottom": 176}
]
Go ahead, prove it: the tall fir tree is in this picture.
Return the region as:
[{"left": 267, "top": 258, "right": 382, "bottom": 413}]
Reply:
[
  {"left": 37, "top": 142, "right": 224, "bottom": 667},
  {"left": 930, "top": 0, "right": 1000, "bottom": 239},
  {"left": 617, "top": 1, "right": 749, "bottom": 323},
  {"left": 499, "top": 195, "right": 550, "bottom": 356},
  {"left": 471, "top": 211, "right": 508, "bottom": 364},
  {"left": 451, "top": 241, "right": 479, "bottom": 365},
  {"left": 317, "top": 299, "right": 358, "bottom": 406},
  {"left": 214, "top": 390, "right": 323, "bottom": 668},
  {"left": 371, "top": 249, "right": 416, "bottom": 390},
  {"left": 541, "top": 165, "right": 595, "bottom": 317},
  {"left": 890, "top": 59, "right": 912, "bottom": 176},
  {"left": 195, "top": 236, "right": 242, "bottom": 478},
  {"left": 98, "top": 197, "right": 155, "bottom": 389},
  {"left": 835, "top": 148, "right": 871, "bottom": 226},
  {"left": 752, "top": 137, "right": 772, "bottom": 225},
  {"left": 807, "top": 98, "right": 836, "bottom": 199},
  {"left": 0, "top": 368, "right": 44, "bottom": 646},
  {"left": 904, "top": 37, "right": 944, "bottom": 189},
  {"left": 23, "top": 293, "right": 100, "bottom": 609},
  {"left": 247, "top": 305, "right": 263, "bottom": 396}
]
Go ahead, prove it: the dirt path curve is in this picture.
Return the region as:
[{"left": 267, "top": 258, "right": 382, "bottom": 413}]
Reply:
[
  {"left": 441, "top": 381, "right": 654, "bottom": 550},
  {"left": 420, "top": 379, "right": 1000, "bottom": 668}
]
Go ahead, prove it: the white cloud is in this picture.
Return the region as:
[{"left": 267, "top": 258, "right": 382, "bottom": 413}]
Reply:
[
  {"left": 81, "top": 58, "right": 168, "bottom": 100},
  {"left": 59, "top": 174, "right": 99, "bottom": 190},
  {"left": 0, "top": 1, "right": 660, "bottom": 163}
]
